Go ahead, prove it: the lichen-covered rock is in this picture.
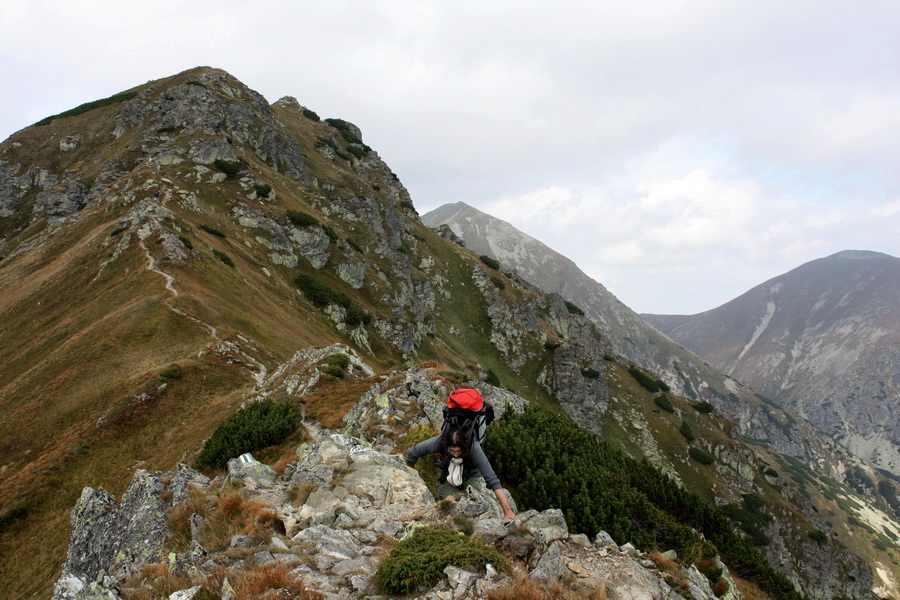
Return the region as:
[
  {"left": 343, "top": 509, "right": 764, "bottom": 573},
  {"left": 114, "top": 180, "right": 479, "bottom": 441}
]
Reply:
[
  {"left": 61, "top": 470, "right": 169, "bottom": 584},
  {"left": 169, "top": 463, "right": 210, "bottom": 506},
  {"left": 227, "top": 453, "right": 276, "bottom": 485}
]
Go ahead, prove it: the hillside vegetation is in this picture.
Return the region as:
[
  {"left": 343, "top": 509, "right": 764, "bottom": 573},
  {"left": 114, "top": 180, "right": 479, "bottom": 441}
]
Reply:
[{"left": 0, "top": 67, "right": 897, "bottom": 600}]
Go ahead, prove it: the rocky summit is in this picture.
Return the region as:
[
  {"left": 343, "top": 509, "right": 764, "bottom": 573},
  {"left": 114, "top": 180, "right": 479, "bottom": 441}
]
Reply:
[{"left": 0, "top": 68, "right": 898, "bottom": 600}]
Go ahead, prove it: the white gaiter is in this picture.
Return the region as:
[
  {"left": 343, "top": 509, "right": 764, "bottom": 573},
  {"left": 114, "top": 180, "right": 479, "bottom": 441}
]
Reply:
[{"left": 447, "top": 458, "right": 464, "bottom": 486}]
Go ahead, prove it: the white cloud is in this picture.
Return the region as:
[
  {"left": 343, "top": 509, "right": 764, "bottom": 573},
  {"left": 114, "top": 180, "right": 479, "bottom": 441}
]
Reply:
[{"left": 2, "top": 0, "right": 900, "bottom": 312}]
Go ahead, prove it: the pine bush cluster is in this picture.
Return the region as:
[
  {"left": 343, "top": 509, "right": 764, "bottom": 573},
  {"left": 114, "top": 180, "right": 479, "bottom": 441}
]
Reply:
[
  {"left": 486, "top": 405, "right": 801, "bottom": 600},
  {"left": 375, "top": 528, "right": 504, "bottom": 594},
  {"left": 294, "top": 275, "right": 371, "bottom": 326},
  {"left": 196, "top": 399, "right": 301, "bottom": 470}
]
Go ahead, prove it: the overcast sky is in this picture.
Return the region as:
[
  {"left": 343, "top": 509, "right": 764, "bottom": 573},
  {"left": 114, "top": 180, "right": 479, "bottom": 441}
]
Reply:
[{"left": 3, "top": 1, "right": 899, "bottom": 314}]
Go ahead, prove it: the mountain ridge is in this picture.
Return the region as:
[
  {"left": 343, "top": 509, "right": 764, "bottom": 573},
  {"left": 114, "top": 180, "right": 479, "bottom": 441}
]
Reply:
[
  {"left": 1, "top": 68, "right": 897, "bottom": 600},
  {"left": 643, "top": 250, "right": 900, "bottom": 477}
]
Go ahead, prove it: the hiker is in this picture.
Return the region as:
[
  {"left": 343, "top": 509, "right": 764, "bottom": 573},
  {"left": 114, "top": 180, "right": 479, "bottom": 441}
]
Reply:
[{"left": 406, "top": 389, "right": 516, "bottom": 520}]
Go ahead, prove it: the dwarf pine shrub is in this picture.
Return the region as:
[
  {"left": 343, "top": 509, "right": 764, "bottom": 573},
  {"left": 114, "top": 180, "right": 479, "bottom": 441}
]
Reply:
[
  {"left": 159, "top": 364, "right": 182, "bottom": 381},
  {"left": 486, "top": 405, "right": 801, "bottom": 600},
  {"left": 286, "top": 210, "right": 319, "bottom": 228},
  {"left": 213, "top": 250, "right": 235, "bottom": 267},
  {"left": 679, "top": 421, "right": 696, "bottom": 441},
  {"left": 302, "top": 108, "right": 320, "bottom": 121},
  {"left": 254, "top": 183, "right": 272, "bottom": 198},
  {"left": 212, "top": 159, "right": 245, "bottom": 179},
  {"left": 35, "top": 91, "right": 138, "bottom": 126},
  {"left": 693, "top": 402, "right": 715, "bottom": 414},
  {"left": 375, "top": 528, "right": 505, "bottom": 594},
  {"left": 689, "top": 447, "right": 716, "bottom": 465},
  {"left": 293, "top": 275, "right": 371, "bottom": 326},
  {"left": 564, "top": 301, "right": 585, "bottom": 316},
  {"left": 629, "top": 366, "right": 660, "bottom": 393},
  {"left": 479, "top": 255, "right": 500, "bottom": 270},
  {"left": 654, "top": 394, "right": 675, "bottom": 412},
  {"left": 196, "top": 399, "right": 301, "bottom": 470},
  {"left": 199, "top": 224, "right": 226, "bottom": 238}
]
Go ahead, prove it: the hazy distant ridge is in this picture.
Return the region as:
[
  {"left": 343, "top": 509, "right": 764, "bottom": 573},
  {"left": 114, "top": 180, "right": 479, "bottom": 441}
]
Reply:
[{"left": 644, "top": 250, "right": 900, "bottom": 476}]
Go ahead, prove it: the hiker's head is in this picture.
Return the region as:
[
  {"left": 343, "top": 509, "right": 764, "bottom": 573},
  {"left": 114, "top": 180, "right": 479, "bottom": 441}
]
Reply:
[{"left": 440, "top": 426, "right": 472, "bottom": 459}]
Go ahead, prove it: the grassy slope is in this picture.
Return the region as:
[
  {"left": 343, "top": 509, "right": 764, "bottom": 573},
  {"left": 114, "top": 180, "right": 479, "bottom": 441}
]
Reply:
[{"left": 0, "top": 69, "right": 549, "bottom": 598}]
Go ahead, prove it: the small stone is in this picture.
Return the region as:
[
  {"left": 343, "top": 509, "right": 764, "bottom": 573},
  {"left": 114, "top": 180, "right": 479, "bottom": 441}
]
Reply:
[
  {"left": 168, "top": 586, "right": 202, "bottom": 600},
  {"left": 567, "top": 562, "right": 586, "bottom": 574}
]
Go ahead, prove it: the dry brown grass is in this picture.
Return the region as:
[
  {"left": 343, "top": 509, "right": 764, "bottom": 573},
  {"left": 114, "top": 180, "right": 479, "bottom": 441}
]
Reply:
[
  {"left": 488, "top": 572, "right": 607, "bottom": 600},
  {"left": 729, "top": 573, "right": 777, "bottom": 600},
  {"left": 230, "top": 562, "right": 323, "bottom": 600},
  {"left": 301, "top": 377, "right": 379, "bottom": 428},
  {"left": 648, "top": 550, "right": 679, "bottom": 577},
  {"left": 121, "top": 563, "right": 214, "bottom": 600}
]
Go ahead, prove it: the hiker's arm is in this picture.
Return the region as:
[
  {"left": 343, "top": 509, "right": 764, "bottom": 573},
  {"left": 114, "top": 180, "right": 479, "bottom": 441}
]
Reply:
[
  {"left": 471, "top": 442, "right": 515, "bottom": 518},
  {"left": 494, "top": 488, "right": 516, "bottom": 520},
  {"left": 406, "top": 434, "right": 442, "bottom": 467}
]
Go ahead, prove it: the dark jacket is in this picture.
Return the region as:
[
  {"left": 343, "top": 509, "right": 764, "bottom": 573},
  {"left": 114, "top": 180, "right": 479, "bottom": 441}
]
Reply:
[{"left": 405, "top": 433, "right": 502, "bottom": 491}]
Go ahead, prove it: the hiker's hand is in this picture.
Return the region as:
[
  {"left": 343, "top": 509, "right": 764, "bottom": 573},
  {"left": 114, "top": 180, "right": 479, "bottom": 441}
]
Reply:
[{"left": 502, "top": 509, "right": 517, "bottom": 521}]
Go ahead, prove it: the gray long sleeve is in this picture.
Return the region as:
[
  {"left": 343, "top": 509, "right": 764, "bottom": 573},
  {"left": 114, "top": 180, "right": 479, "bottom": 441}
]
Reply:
[{"left": 406, "top": 434, "right": 502, "bottom": 491}]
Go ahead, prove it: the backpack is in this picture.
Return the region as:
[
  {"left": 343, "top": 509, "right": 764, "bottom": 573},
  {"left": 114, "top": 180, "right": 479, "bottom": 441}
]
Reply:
[{"left": 441, "top": 388, "right": 495, "bottom": 447}]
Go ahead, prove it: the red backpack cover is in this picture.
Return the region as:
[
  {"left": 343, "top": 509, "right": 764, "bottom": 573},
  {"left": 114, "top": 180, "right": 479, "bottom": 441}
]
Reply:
[{"left": 448, "top": 388, "right": 484, "bottom": 411}]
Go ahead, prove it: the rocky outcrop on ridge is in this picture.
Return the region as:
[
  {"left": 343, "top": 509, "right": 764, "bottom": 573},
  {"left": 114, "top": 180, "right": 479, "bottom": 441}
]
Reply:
[{"left": 52, "top": 433, "right": 743, "bottom": 600}]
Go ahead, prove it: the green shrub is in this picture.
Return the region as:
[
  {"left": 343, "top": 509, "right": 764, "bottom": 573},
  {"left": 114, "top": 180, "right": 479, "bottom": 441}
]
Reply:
[
  {"left": 35, "top": 90, "right": 138, "bottom": 126},
  {"left": 178, "top": 235, "right": 193, "bottom": 250},
  {"left": 485, "top": 369, "right": 500, "bottom": 386},
  {"left": 325, "top": 118, "right": 352, "bottom": 131},
  {"left": 318, "top": 354, "right": 350, "bottom": 378},
  {"left": 654, "top": 394, "right": 675, "bottom": 412},
  {"left": 253, "top": 183, "right": 272, "bottom": 198},
  {"left": 479, "top": 255, "right": 500, "bottom": 270},
  {"left": 564, "top": 301, "right": 585, "bottom": 316},
  {"left": 581, "top": 368, "right": 600, "bottom": 379},
  {"left": 195, "top": 399, "right": 301, "bottom": 470},
  {"left": 485, "top": 405, "right": 801, "bottom": 600},
  {"left": 294, "top": 274, "right": 338, "bottom": 308},
  {"left": 321, "top": 225, "right": 338, "bottom": 242},
  {"left": 110, "top": 226, "right": 127, "bottom": 236},
  {"left": 693, "top": 402, "right": 715, "bottom": 414},
  {"left": 490, "top": 276, "right": 506, "bottom": 290},
  {"left": 603, "top": 354, "right": 616, "bottom": 361},
  {"left": 544, "top": 342, "right": 561, "bottom": 351},
  {"left": 629, "top": 366, "right": 660, "bottom": 393},
  {"left": 808, "top": 530, "right": 827, "bottom": 544},
  {"left": 764, "top": 468, "right": 779, "bottom": 478},
  {"left": 339, "top": 129, "right": 363, "bottom": 144},
  {"left": 314, "top": 136, "right": 338, "bottom": 150},
  {"left": 689, "top": 447, "right": 716, "bottom": 465},
  {"left": 679, "top": 421, "right": 695, "bottom": 441},
  {"left": 293, "top": 275, "right": 371, "bottom": 326},
  {"left": 375, "top": 528, "right": 505, "bottom": 594},
  {"left": 159, "top": 364, "right": 182, "bottom": 381},
  {"left": 156, "top": 125, "right": 178, "bottom": 134},
  {"left": 199, "top": 224, "right": 226, "bottom": 238},
  {"left": 0, "top": 501, "right": 28, "bottom": 530},
  {"left": 286, "top": 210, "right": 319, "bottom": 227},
  {"left": 213, "top": 250, "right": 235, "bottom": 267},
  {"left": 212, "top": 159, "right": 245, "bottom": 179},
  {"left": 346, "top": 145, "right": 368, "bottom": 158},
  {"left": 347, "top": 238, "right": 363, "bottom": 253},
  {"left": 302, "top": 108, "right": 320, "bottom": 120}
]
